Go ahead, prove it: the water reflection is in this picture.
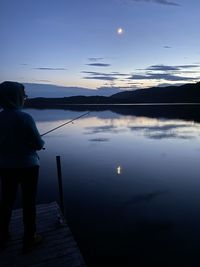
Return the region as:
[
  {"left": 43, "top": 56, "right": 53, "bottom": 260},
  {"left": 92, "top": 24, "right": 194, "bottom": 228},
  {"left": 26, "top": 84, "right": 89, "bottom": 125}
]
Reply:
[
  {"left": 88, "top": 138, "right": 110, "bottom": 142},
  {"left": 22, "top": 108, "right": 200, "bottom": 267},
  {"left": 85, "top": 125, "right": 125, "bottom": 134},
  {"left": 121, "top": 190, "right": 167, "bottom": 209},
  {"left": 116, "top": 166, "right": 122, "bottom": 175},
  {"left": 83, "top": 116, "right": 200, "bottom": 140},
  {"left": 129, "top": 123, "right": 198, "bottom": 139}
]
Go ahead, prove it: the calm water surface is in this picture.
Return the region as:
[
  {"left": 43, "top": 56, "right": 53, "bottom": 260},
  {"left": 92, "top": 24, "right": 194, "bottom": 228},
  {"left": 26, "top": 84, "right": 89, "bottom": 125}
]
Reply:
[{"left": 21, "top": 108, "right": 200, "bottom": 266}]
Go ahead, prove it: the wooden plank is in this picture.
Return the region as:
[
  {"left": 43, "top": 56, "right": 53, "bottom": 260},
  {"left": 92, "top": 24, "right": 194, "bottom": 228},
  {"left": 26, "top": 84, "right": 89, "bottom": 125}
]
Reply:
[{"left": 0, "top": 202, "right": 87, "bottom": 267}]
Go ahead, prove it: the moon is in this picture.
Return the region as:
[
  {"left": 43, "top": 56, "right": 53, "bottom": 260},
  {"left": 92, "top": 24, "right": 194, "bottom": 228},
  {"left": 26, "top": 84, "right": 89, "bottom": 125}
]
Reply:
[{"left": 117, "top": 27, "right": 123, "bottom": 35}]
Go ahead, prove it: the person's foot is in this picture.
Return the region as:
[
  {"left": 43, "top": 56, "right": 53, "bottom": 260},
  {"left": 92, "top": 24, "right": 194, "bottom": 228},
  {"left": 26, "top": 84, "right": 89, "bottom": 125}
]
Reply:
[
  {"left": 22, "top": 233, "right": 43, "bottom": 253},
  {"left": 0, "top": 241, "right": 6, "bottom": 251},
  {"left": 0, "top": 232, "right": 10, "bottom": 251}
]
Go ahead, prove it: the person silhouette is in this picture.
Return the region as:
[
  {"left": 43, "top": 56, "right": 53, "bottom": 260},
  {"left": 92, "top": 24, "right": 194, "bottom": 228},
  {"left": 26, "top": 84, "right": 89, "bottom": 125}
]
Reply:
[{"left": 0, "top": 81, "right": 45, "bottom": 252}]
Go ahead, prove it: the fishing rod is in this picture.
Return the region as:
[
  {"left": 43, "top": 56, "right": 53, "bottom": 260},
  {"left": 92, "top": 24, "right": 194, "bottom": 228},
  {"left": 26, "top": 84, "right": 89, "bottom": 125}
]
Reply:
[{"left": 41, "top": 111, "right": 90, "bottom": 137}]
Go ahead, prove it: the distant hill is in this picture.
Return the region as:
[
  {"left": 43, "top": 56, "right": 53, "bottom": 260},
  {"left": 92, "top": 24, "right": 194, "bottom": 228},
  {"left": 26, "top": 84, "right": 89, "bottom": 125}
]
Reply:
[
  {"left": 25, "top": 95, "right": 112, "bottom": 108},
  {"left": 111, "top": 82, "right": 200, "bottom": 103},
  {"left": 24, "top": 83, "right": 122, "bottom": 98},
  {"left": 25, "top": 81, "right": 200, "bottom": 108}
]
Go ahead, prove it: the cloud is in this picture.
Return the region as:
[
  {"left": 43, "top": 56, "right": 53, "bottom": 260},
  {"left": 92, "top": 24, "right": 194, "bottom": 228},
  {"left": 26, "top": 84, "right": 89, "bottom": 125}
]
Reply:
[
  {"left": 88, "top": 57, "right": 105, "bottom": 62},
  {"left": 81, "top": 70, "right": 129, "bottom": 81},
  {"left": 145, "top": 64, "right": 200, "bottom": 71},
  {"left": 110, "top": 72, "right": 130, "bottom": 76},
  {"left": 84, "top": 76, "right": 117, "bottom": 81},
  {"left": 146, "top": 65, "right": 179, "bottom": 71},
  {"left": 33, "top": 67, "right": 67, "bottom": 70},
  {"left": 178, "top": 64, "right": 200, "bottom": 69},
  {"left": 81, "top": 71, "right": 103, "bottom": 75},
  {"left": 82, "top": 71, "right": 128, "bottom": 76},
  {"left": 163, "top": 46, "right": 171, "bottom": 49},
  {"left": 86, "top": 63, "right": 111, "bottom": 67},
  {"left": 82, "top": 71, "right": 115, "bottom": 80},
  {"left": 130, "top": 0, "right": 180, "bottom": 6},
  {"left": 34, "top": 79, "right": 52, "bottom": 82},
  {"left": 131, "top": 64, "right": 200, "bottom": 82},
  {"left": 129, "top": 72, "right": 197, "bottom": 81},
  {"left": 82, "top": 63, "right": 200, "bottom": 84}
]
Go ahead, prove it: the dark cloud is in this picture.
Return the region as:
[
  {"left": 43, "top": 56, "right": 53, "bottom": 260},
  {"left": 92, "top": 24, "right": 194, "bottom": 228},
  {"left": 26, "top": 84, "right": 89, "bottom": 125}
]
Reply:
[
  {"left": 155, "top": 0, "right": 180, "bottom": 6},
  {"left": 163, "top": 46, "right": 171, "bottom": 49},
  {"left": 86, "top": 63, "right": 111, "bottom": 67},
  {"left": 33, "top": 67, "right": 67, "bottom": 70},
  {"left": 82, "top": 70, "right": 129, "bottom": 81},
  {"left": 178, "top": 64, "right": 200, "bottom": 69},
  {"left": 110, "top": 72, "right": 130, "bottom": 76},
  {"left": 84, "top": 76, "right": 117, "bottom": 81},
  {"left": 81, "top": 71, "right": 129, "bottom": 77},
  {"left": 129, "top": 72, "right": 198, "bottom": 81},
  {"left": 87, "top": 76, "right": 113, "bottom": 81},
  {"left": 81, "top": 71, "right": 104, "bottom": 75},
  {"left": 82, "top": 64, "right": 199, "bottom": 83},
  {"left": 145, "top": 64, "right": 200, "bottom": 71},
  {"left": 131, "top": 0, "right": 180, "bottom": 6},
  {"left": 128, "top": 74, "right": 150, "bottom": 79},
  {"left": 88, "top": 57, "right": 105, "bottom": 62},
  {"left": 133, "top": 64, "right": 200, "bottom": 82},
  {"left": 147, "top": 65, "right": 179, "bottom": 71}
]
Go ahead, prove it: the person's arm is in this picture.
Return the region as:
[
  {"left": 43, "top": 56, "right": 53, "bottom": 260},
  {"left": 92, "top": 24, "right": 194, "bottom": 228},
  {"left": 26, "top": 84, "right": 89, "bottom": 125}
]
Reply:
[{"left": 24, "top": 114, "right": 45, "bottom": 150}]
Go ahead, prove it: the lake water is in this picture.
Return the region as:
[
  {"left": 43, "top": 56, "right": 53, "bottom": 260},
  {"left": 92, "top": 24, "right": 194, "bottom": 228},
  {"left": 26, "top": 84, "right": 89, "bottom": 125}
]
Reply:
[{"left": 18, "top": 107, "right": 200, "bottom": 266}]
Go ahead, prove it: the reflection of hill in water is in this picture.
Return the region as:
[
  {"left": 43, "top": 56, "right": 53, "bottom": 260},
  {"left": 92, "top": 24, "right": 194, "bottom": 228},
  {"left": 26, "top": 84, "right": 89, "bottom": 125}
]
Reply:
[
  {"left": 25, "top": 103, "right": 200, "bottom": 124},
  {"left": 110, "top": 104, "right": 200, "bottom": 123}
]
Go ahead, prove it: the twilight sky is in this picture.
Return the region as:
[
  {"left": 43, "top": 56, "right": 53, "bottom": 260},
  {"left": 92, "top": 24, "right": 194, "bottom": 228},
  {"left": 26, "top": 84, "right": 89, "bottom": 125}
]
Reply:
[{"left": 1, "top": 0, "right": 200, "bottom": 96}]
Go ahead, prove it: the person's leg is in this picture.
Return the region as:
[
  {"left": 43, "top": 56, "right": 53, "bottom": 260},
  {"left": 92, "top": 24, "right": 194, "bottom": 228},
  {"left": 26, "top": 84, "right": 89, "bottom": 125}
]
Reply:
[
  {"left": 20, "top": 166, "right": 39, "bottom": 244},
  {"left": 0, "top": 169, "right": 19, "bottom": 245}
]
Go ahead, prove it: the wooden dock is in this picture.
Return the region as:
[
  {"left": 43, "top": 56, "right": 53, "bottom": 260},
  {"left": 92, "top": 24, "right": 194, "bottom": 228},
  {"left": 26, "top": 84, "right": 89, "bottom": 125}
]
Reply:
[{"left": 0, "top": 202, "right": 87, "bottom": 267}]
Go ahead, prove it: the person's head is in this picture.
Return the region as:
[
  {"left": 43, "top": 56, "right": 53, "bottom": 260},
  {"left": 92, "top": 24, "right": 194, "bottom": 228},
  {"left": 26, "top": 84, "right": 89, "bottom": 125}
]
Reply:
[{"left": 0, "top": 81, "right": 27, "bottom": 110}]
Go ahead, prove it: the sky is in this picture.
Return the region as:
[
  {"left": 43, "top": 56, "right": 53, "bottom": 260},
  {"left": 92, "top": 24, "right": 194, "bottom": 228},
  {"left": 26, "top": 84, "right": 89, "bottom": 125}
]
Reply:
[{"left": 1, "top": 0, "right": 200, "bottom": 97}]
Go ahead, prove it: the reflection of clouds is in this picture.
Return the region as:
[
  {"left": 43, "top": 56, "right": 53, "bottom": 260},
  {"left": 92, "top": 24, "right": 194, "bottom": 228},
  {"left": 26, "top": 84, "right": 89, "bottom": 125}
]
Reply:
[
  {"left": 130, "top": 124, "right": 188, "bottom": 131},
  {"left": 129, "top": 124, "right": 196, "bottom": 139},
  {"left": 84, "top": 125, "right": 125, "bottom": 134},
  {"left": 121, "top": 191, "right": 166, "bottom": 210},
  {"left": 147, "top": 133, "right": 194, "bottom": 140},
  {"left": 88, "top": 138, "right": 110, "bottom": 142},
  {"left": 118, "top": 191, "right": 173, "bottom": 236},
  {"left": 84, "top": 118, "right": 200, "bottom": 139},
  {"left": 135, "top": 220, "right": 173, "bottom": 234}
]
